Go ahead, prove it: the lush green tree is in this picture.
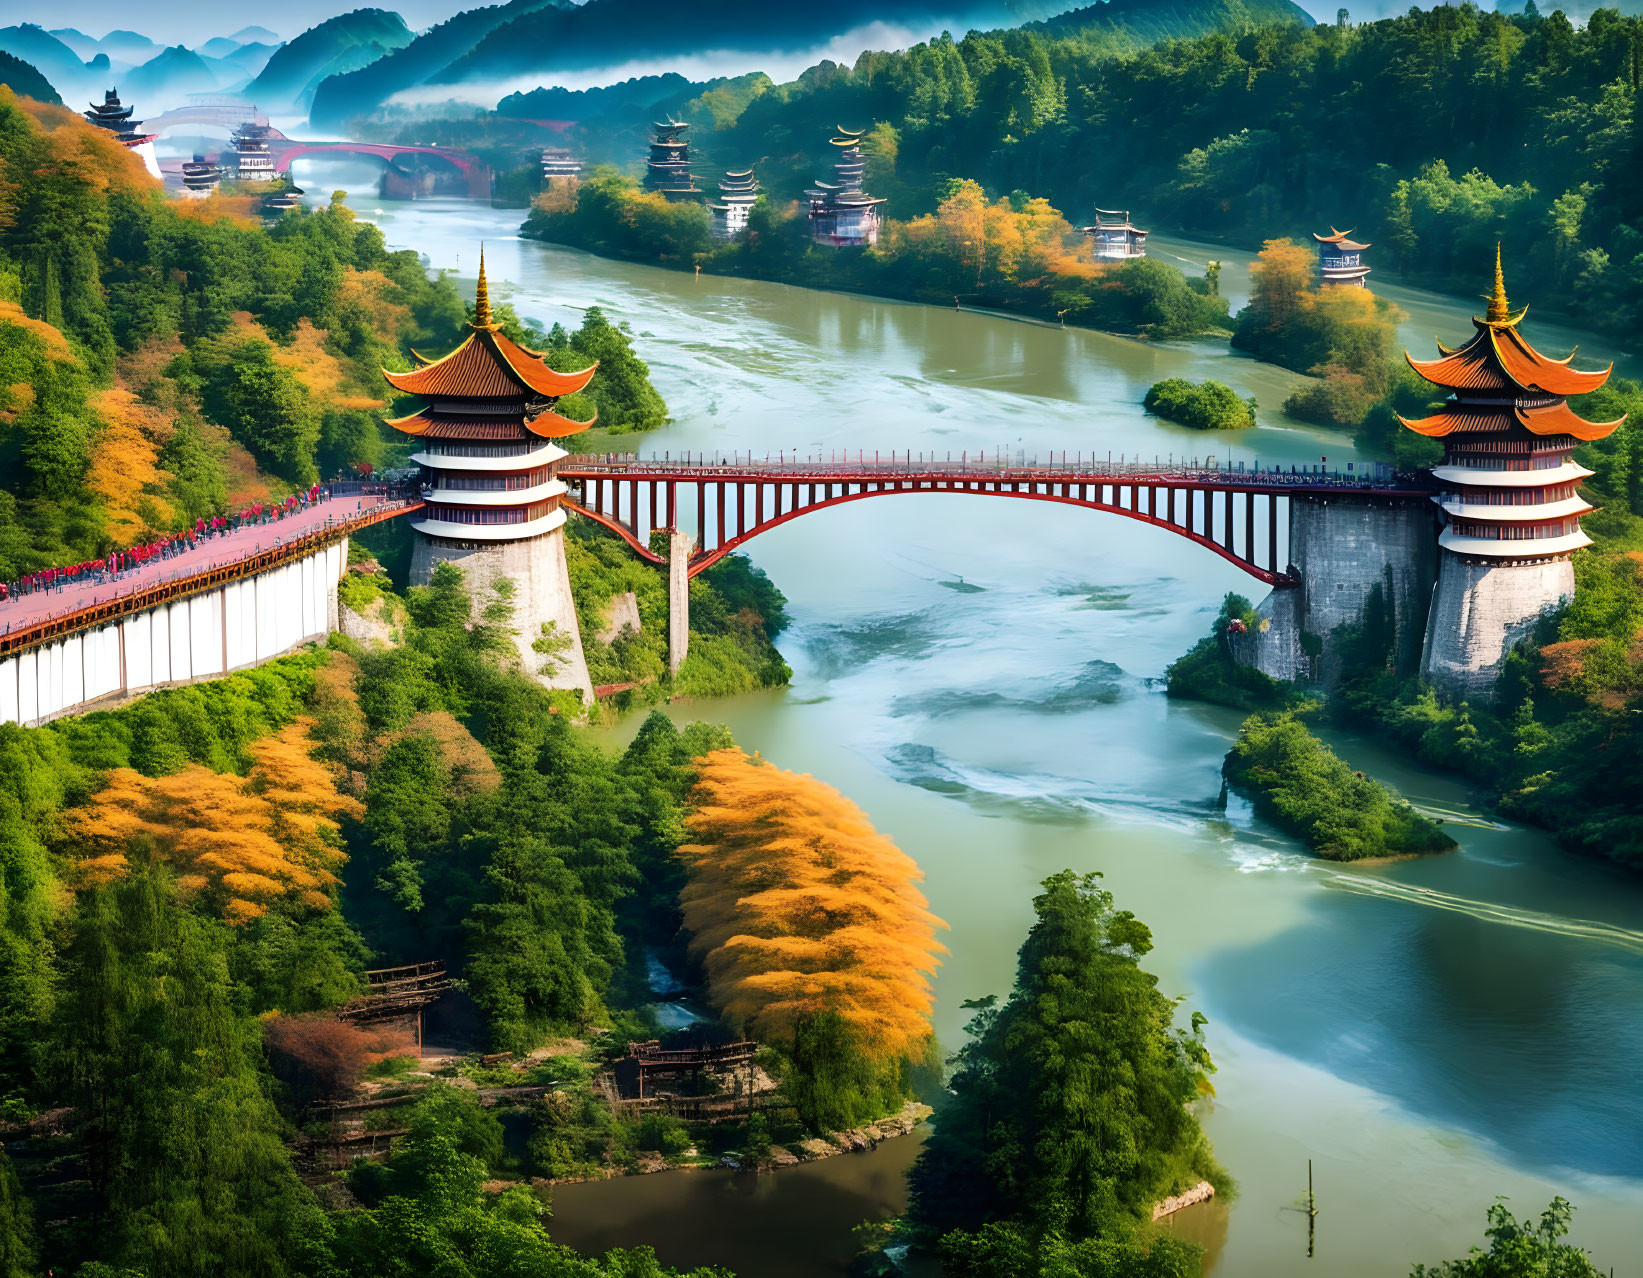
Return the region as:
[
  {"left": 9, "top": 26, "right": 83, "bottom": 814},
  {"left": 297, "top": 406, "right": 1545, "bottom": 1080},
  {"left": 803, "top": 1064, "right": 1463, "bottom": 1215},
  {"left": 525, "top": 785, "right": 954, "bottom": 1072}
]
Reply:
[
  {"left": 1411, "top": 1198, "right": 1604, "bottom": 1278},
  {"left": 1143, "top": 378, "right": 1256, "bottom": 430},
  {"left": 50, "top": 864, "right": 331, "bottom": 1277},
  {"left": 909, "top": 871, "right": 1224, "bottom": 1264}
]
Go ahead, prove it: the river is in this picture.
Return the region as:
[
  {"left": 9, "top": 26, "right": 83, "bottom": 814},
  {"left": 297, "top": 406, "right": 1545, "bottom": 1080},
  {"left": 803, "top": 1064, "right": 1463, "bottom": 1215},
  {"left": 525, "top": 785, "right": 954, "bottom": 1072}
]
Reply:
[{"left": 338, "top": 194, "right": 1643, "bottom": 1277}]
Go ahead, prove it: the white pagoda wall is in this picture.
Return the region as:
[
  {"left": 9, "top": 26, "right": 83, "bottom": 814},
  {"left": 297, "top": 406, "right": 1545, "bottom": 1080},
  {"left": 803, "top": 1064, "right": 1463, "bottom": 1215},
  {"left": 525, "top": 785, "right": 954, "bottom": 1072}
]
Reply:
[{"left": 0, "top": 539, "right": 346, "bottom": 728}]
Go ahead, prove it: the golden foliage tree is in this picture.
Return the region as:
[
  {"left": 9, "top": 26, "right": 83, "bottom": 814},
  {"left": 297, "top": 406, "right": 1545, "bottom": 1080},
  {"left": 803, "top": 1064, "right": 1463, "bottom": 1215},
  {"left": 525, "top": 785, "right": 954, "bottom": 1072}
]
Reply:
[
  {"left": 887, "top": 180, "right": 1095, "bottom": 290},
  {"left": 676, "top": 749, "right": 946, "bottom": 1063},
  {"left": 67, "top": 720, "right": 363, "bottom": 922}
]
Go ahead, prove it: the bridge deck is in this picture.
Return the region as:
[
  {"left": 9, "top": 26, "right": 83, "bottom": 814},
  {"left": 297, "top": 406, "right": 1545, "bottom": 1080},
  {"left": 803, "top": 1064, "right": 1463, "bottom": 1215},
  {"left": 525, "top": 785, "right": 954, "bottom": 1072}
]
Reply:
[{"left": 0, "top": 494, "right": 412, "bottom": 656}]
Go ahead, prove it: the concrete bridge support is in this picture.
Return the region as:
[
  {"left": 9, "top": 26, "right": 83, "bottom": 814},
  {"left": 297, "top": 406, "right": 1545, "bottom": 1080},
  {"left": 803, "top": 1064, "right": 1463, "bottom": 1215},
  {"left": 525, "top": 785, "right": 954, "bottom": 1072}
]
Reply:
[
  {"left": 1421, "top": 555, "right": 1572, "bottom": 701},
  {"left": 0, "top": 539, "right": 347, "bottom": 728},
  {"left": 668, "top": 528, "right": 692, "bottom": 677},
  {"left": 1238, "top": 496, "right": 1438, "bottom": 687},
  {"left": 409, "top": 527, "right": 593, "bottom": 702}
]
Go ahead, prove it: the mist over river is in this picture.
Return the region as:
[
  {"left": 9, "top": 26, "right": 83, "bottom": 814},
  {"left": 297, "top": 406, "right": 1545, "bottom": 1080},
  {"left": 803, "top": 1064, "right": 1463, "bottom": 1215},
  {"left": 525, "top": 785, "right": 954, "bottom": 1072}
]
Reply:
[{"left": 351, "top": 198, "right": 1643, "bottom": 1277}]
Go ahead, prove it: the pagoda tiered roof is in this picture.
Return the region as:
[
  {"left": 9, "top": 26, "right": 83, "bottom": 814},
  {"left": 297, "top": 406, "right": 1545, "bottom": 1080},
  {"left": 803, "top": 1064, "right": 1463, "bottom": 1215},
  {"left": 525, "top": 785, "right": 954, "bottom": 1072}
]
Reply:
[
  {"left": 383, "top": 250, "right": 597, "bottom": 424},
  {"left": 1312, "top": 226, "right": 1369, "bottom": 250},
  {"left": 1399, "top": 250, "right": 1617, "bottom": 439}
]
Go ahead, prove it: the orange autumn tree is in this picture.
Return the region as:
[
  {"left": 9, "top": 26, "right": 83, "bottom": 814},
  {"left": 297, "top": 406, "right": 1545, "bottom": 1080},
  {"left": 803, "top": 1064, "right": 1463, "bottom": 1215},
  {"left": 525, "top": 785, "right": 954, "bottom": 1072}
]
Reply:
[
  {"left": 676, "top": 749, "right": 946, "bottom": 1125},
  {"left": 68, "top": 720, "right": 363, "bottom": 922}
]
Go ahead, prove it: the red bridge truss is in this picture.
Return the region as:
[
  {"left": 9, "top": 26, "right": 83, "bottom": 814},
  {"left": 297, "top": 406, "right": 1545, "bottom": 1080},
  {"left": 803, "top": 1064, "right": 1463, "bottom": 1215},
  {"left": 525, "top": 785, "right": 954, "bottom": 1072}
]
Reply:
[{"left": 559, "top": 452, "right": 1433, "bottom": 587}]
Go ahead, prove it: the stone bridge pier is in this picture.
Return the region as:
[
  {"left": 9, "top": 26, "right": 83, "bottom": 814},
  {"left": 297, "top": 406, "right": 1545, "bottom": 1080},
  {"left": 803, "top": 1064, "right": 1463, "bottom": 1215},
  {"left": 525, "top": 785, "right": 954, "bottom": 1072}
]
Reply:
[{"left": 1237, "top": 495, "right": 1439, "bottom": 686}]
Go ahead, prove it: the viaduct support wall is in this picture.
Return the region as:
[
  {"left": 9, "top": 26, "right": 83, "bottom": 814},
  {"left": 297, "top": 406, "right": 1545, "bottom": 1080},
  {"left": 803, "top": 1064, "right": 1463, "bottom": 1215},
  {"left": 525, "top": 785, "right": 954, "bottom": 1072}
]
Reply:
[
  {"left": 1421, "top": 554, "right": 1573, "bottom": 702},
  {"left": 409, "top": 527, "right": 593, "bottom": 701},
  {"left": 0, "top": 539, "right": 347, "bottom": 728},
  {"left": 1239, "top": 496, "right": 1438, "bottom": 686}
]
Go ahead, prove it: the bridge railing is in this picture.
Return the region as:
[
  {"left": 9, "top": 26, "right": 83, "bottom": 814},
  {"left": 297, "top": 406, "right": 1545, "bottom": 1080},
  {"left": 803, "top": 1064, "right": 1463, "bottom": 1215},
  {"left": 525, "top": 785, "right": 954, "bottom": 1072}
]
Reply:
[{"left": 563, "top": 450, "right": 1415, "bottom": 489}]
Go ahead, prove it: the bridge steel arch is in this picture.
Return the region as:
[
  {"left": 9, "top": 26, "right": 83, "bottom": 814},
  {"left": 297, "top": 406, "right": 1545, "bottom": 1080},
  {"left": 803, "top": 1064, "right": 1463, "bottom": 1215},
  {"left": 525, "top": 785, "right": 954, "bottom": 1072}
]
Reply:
[
  {"left": 271, "top": 142, "right": 490, "bottom": 197},
  {"left": 557, "top": 456, "right": 1429, "bottom": 586}
]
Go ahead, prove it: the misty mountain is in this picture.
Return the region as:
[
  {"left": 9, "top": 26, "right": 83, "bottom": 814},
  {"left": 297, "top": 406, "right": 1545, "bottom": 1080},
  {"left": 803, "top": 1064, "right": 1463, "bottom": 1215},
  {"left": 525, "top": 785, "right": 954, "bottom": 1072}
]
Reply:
[
  {"left": 100, "top": 30, "right": 162, "bottom": 62},
  {"left": 432, "top": 0, "right": 1061, "bottom": 85},
  {"left": 0, "top": 50, "right": 61, "bottom": 104},
  {"left": 46, "top": 28, "right": 101, "bottom": 60},
  {"left": 308, "top": 0, "right": 571, "bottom": 131},
  {"left": 125, "top": 44, "right": 225, "bottom": 104},
  {"left": 249, "top": 8, "right": 413, "bottom": 111},
  {"left": 0, "top": 25, "right": 94, "bottom": 95},
  {"left": 199, "top": 36, "right": 247, "bottom": 57},
  {"left": 230, "top": 26, "right": 284, "bottom": 43},
  {"left": 222, "top": 41, "right": 282, "bottom": 76}
]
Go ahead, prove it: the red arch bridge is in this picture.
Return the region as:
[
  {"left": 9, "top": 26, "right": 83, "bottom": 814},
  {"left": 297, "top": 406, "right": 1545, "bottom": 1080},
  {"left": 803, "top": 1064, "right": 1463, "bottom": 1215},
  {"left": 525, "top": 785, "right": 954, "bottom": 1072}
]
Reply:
[{"left": 558, "top": 452, "right": 1430, "bottom": 587}]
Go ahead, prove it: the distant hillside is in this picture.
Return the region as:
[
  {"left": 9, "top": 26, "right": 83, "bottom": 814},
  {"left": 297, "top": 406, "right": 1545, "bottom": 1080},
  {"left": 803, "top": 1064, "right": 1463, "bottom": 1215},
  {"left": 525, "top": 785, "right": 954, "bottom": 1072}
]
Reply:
[
  {"left": 250, "top": 8, "right": 413, "bottom": 112},
  {"left": 1039, "top": 0, "right": 1313, "bottom": 35},
  {"left": 230, "top": 25, "right": 283, "bottom": 43},
  {"left": 437, "top": 0, "right": 1016, "bottom": 85},
  {"left": 126, "top": 45, "right": 223, "bottom": 104},
  {"left": 100, "top": 30, "right": 162, "bottom": 63},
  {"left": 309, "top": 0, "right": 569, "bottom": 130},
  {"left": 0, "top": 26, "right": 91, "bottom": 96},
  {"left": 0, "top": 52, "right": 61, "bottom": 104}
]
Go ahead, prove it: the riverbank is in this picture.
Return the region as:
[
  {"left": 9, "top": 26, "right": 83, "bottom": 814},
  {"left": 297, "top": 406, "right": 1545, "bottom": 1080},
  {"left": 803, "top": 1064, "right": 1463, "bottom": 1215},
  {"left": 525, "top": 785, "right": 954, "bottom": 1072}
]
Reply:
[{"left": 520, "top": 175, "right": 1231, "bottom": 341}]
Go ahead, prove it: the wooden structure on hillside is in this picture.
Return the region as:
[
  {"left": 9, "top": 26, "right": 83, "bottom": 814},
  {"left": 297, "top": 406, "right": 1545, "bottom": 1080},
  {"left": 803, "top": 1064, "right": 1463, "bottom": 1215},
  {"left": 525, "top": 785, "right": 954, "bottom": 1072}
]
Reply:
[
  {"left": 613, "top": 1039, "right": 757, "bottom": 1101},
  {"left": 337, "top": 960, "right": 452, "bottom": 1048}
]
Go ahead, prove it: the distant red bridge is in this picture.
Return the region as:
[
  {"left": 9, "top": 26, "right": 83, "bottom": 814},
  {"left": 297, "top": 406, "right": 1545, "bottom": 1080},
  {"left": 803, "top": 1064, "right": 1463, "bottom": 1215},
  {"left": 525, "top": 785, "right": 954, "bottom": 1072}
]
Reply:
[{"left": 560, "top": 452, "right": 1429, "bottom": 587}]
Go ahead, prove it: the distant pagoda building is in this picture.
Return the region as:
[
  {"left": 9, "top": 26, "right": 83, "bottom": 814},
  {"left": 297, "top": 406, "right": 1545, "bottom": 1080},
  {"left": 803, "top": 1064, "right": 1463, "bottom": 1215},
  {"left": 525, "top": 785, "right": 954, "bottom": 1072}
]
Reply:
[
  {"left": 230, "top": 120, "right": 278, "bottom": 182},
  {"left": 383, "top": 249, "right": 597, "bottom": 698},
  {"left": 806, "top": 126, "right": 885, "bottom": 247},
  {"left": 709, "top": 167, "right": 758, "bottom": 239},
  {"left": 542, "top": 147, "right": 582, "bottom": 184},
  {"left": 180, "top": 153, "right": 222, "bottom": 199},
  {"left": 644, "top": 119, "right": 700, "bottom": 201},
  {"left": 1401, "top": 248, "right": 1621, "bottom": 700},
  {"left": 85, "top": 87, "right": 161, "bottom": 181},
  {"left": 263, "top": 177, "right": 304, "bottom": 217},
  {"left": 1080, "top": 209, "right": 1147, "bottom": 260},
  {"left": 1313, "top": 226, "right": 1370, "bottom": 286}
]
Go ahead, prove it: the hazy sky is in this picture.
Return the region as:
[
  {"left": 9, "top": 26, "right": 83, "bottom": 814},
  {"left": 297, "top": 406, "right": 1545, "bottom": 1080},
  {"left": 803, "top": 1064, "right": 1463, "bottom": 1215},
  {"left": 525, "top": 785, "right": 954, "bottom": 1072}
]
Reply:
[{"left": 15, "top": 0, "right": 465, "bottom": 47}]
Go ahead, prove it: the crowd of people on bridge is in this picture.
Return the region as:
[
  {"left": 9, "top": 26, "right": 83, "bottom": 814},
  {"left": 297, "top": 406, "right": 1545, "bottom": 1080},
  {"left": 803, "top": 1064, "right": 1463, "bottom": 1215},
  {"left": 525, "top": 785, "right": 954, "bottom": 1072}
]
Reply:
[{"left": 0, "top": 486, "right": 333, "bottom": 605}]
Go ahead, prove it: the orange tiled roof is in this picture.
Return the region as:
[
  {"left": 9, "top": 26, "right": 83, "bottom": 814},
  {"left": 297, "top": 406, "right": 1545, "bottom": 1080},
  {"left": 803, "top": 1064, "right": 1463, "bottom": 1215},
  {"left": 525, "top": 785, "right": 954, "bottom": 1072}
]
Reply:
[
  {"left": 525, "top": 404, "right": 598, "bottom": 438},
  {"left": 1405, "top": 323, "right": 1611, "bottom": 397},
  {"left": 1397, "top": 399, "right": 1623, "bottom": 442},
  {"left": 384, "top": 409, "right": 534, "bottom": 440},
  {"left": 383, "top": 327, "right": 597, "bottom": 399}
]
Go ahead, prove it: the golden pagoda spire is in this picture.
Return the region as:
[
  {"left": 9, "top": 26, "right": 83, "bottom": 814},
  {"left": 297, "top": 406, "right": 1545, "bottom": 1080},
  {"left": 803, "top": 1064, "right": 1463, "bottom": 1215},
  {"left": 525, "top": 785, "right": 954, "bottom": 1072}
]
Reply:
[
  {"left": 1481, "top": 242, "right": 1526, "bottom": 327},
  {"left": 474, "top": 244, "right": 494, "bottom": 329}
]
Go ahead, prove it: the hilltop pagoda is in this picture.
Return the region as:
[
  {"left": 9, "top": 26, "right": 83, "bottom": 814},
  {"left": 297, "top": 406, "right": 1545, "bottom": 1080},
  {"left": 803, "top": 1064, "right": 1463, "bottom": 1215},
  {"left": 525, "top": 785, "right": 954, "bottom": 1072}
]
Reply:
[
  {"left": 709, "top": 167, "right": 758, "bottom": 239},
  {"left": 230, "top": 120, "right": 278, "bottom": 182},
  {"left": 383, "top": 249, "right": 597, "bottom": 697},
  {"left": 85, "top": 88, "right": 161, "bottom": 180},
  {"left": 1401, "top": 248, "right": 1621, "bottom": 699},
  {"left": 1313, "top": 227, "right": 1370, "bottom": 286},
  {"left": 1080, "top": 209, "right": 1147, "bottom": 260},
  {"left": 806, "top": 127, "right": 885, "bottom": 247},
  {"left": 644, "top": 119, "right": 700, "bottom": 201},
  {"left": 181, "top": 153, "right": 222, "bottom": 199}
]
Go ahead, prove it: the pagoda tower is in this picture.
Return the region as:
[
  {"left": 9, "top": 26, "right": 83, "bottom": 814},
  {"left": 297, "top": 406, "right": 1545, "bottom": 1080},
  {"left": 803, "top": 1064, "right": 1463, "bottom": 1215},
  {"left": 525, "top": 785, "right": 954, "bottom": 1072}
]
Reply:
[
  {"left": 1080, "top": 209, "right": 1147, "bottom": 260},
  {"left": 1313, "top": 227, "right": 1370, "bottom": 286},
  {"left": 542, "top": 147, "right": 582, "bottom": 184},
  {"left": 85, "top": 88, "right": 161, "bottom": 180},
  {"left": 806, "top": 127, "right": 885, "bottom": 247},
  {"left": 708, "top": 167, "right": 758, "bottom": 239},
  {"left": 230, "top": 120, "right": 278, "bottom": 183},
  {"left": 181, "top": 152, "right": 223, "bottom": 199},
  {"left": 1402, "top": 248, "right": 1622, "bottom": 700},
  {"left": 644, "top": 119, "right": 700, "bottom": 201},
  {"left": 384, "top": 250, "right": 598, "bottom": 698}
]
